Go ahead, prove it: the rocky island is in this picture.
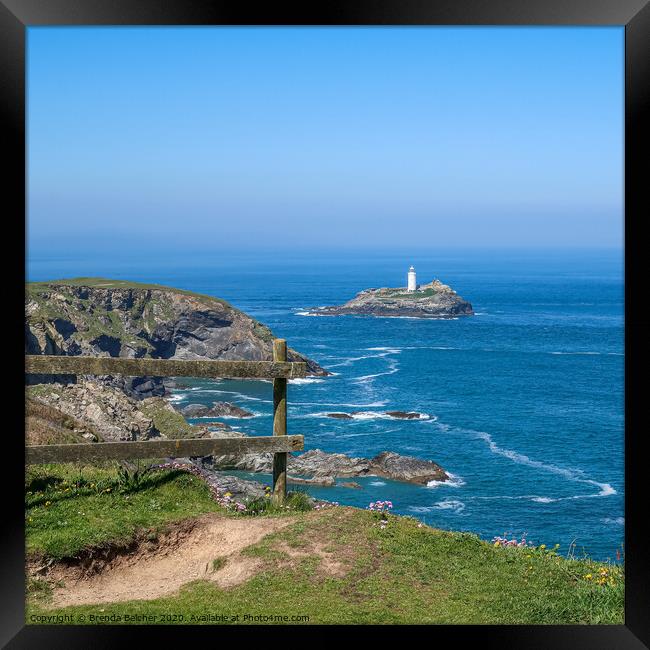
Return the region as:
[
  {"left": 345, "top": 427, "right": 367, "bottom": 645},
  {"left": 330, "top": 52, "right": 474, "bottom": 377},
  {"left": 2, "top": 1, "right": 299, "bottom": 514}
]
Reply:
[{"left": 307, "top": 278, "right": 473, "bottom": 319}]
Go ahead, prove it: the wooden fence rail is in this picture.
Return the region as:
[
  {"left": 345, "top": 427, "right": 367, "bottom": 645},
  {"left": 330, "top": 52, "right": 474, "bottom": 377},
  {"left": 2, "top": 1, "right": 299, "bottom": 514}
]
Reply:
[
  {"left": 25, "top": 355, "right": 308, "bottom": 380},
  {"left": 25, "top": 339, "right": 301, "bottom": 502},
  {"left": 25, "top": 435, "right": 304, "bottom": 464}
]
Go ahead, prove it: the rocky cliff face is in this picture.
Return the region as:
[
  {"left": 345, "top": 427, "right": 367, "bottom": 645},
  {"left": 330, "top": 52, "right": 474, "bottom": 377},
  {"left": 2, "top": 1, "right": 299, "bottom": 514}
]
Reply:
[
  {"left": 26, "top": 381, "right": 214, "bottom": 443},
  {"left": 25, "top": 278, "right": 326, "bottom": 397},
  {"left": 307, "top": 279, "right": 473, "bottom": 318}
]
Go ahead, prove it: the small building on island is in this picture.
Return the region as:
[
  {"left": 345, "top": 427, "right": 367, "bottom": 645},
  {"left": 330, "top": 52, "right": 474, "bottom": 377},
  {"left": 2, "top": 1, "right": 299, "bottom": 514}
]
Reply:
[{"left": 407, "top": 265, "right": 417, "bottom": 292}]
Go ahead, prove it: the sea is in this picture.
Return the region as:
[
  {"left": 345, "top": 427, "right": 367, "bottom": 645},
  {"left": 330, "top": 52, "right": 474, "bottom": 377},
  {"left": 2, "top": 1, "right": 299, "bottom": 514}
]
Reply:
[{"left": 27, "top": 247, "right": 624, "bottom": 561}]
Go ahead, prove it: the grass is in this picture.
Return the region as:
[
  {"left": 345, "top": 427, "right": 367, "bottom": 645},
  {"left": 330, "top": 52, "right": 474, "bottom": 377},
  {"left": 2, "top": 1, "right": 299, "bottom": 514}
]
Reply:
[
  {"left": 25, "top": 463, "right": 624, "bottom": 625},
  {"left": 25, "top": 463, "right": 222, "bottom": 560},
  {"left": 138, "top": 398, "right": 197, "bottom": 438},
  {"left": 27, "top": 277, "right": 231, "bottom": 309}
]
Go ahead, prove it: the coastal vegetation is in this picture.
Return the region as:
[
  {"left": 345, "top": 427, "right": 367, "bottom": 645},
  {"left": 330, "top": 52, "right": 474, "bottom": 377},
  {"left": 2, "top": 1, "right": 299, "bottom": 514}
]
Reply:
[{"left": 26, "top": 462, "right": 624, "bottom": 625}]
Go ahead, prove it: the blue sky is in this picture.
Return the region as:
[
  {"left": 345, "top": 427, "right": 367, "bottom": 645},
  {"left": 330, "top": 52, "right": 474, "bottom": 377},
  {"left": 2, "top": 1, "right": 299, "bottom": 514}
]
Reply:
[{"left": 27, "top": 27, "right": 624, "bottom": 254}]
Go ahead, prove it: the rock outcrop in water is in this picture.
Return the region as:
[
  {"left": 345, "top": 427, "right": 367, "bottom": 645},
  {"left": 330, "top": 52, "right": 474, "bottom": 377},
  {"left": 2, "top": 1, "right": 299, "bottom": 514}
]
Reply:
[
  {"left": 180, "top": 402, "right": 254, "bottom": 419},
  {"left": 307, "top": 279, "right": 473, "bottom": 319},
  {"left": 25, "top": 278, "right": 327, "bottom": 397},
  {"left": 203, "top": 447, "right": 449, "bottom": 486},
  {"left": 326, "top": 410, "right": 430, "bottom": 420}
]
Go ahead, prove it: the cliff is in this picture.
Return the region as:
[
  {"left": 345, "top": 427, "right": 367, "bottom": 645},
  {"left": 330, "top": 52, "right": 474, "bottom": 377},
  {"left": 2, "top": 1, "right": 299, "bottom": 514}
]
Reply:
[
  {"left": 25, "top": 278, "right": 327, "bottom": 397},
  {"left": 307, "top": 279, "right": 473, "bottom": 319}
]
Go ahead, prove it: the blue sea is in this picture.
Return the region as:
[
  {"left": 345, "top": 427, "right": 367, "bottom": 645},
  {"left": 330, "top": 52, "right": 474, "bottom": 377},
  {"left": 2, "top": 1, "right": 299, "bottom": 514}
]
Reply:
[{"left": 28, "top": 248, "right": 624, "bottom": 561}]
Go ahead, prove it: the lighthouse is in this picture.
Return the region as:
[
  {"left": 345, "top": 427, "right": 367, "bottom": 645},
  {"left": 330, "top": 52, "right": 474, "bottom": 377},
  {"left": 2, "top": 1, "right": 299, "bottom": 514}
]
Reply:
[{"left": 407, "top": 265, "right": 417, "bottom": 292}]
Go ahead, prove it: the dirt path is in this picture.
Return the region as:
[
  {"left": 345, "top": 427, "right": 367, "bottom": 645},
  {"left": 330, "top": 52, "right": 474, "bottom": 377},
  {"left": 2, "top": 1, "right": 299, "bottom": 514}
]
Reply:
[{"left": 49, "top": 513, "right": 294, "bottom": 607}]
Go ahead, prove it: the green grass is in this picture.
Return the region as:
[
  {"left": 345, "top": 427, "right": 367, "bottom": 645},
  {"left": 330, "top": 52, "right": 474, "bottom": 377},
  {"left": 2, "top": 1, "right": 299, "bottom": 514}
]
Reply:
[
  {"left": 27, "top": 277, "right": 231, "bottom": 308},
  {"left": 25, "top": 464, "right": 624, "bottom": 625},
  {"left": 138, "top": 399, "right": 196, "bottom": 438},
  {"left": 25, "top": 463, "right": 222, "bottom": 560}
]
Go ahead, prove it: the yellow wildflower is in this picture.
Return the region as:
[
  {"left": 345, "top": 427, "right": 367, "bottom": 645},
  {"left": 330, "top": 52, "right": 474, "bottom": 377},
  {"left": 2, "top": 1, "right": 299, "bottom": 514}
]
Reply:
[
  {"left": 584, "top": 573, "right": 593, "bottom": 580},
  {"left": 539, "top": 544, "right": 546, "bottom": 550}
]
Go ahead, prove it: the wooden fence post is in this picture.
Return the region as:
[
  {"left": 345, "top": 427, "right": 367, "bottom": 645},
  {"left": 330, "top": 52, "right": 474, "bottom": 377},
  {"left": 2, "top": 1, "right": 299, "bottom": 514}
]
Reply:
[{"left": 272, "top": 338, "right": 288, "bottom": 503}]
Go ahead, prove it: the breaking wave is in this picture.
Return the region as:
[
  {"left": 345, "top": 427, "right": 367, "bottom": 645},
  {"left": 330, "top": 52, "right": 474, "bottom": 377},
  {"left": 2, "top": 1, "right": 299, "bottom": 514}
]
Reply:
[
  {"left": 472, "top": 429, "right": 616, "bottom": 498},
  {"left": 427, "top": 472, "right": 465, "bottom": 489}
]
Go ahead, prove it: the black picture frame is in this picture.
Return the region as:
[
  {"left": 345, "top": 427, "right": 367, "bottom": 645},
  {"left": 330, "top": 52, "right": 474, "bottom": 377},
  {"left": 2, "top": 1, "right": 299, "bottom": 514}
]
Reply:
[{"left": 3, "top": 1, "right": 648, "bottom": 645}]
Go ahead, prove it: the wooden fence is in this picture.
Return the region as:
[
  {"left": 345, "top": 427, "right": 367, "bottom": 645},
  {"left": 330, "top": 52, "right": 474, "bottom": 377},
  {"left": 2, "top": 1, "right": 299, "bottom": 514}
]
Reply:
[{"left": 25, "top": 339, "right": 304, "bottom": 502}]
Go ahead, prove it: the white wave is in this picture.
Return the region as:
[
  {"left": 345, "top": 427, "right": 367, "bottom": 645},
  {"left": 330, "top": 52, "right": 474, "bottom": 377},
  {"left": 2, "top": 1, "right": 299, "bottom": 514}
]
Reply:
[
  {"left": 354, "top": 369, "right": 399, "bottom": 382},
  {"left": 353, "top": 359, "right": 400, "bottom": 383},
  {"left": 427, "top": 471, "right": 465, "bottom": 489},
  {"left": 550, "top": 351, "right": 601, "bottom": 355},
  {"left": 348, "top": 411, "right": 393, "bottom": 420},
  {"left": 165, "top": 394, "right": 184, "bottom": 403},
  {"left": 366, "top": 346, "right": 402, "bottom": 353},
  {"left": 433, "top": 499, "right": 466, "bottom": 513},
  {"left": 289, "top": 377, "right": 326, "bottom": 385},
  {"left": 195, "top": 412, "right": 266, "bottom": 420},
  {"left": 404, "top": 345, "right": 460, "bottom": 351},
  {"left": 473, "top": 430, "right": 616, "bottom": 498},
  {"left": 602, "top": 517, "right": 625, "bottom": 526},
  {"left": 292, "top": 400, "right": 389, "bottom": 408},
  {"left": 185, "top": 389, "right": 271, "bottom": 404},
  {"left": 370, "top": 480, "right": 386, "bottom": 486},
  {"left": 302, "top": 409, "right": 432, "bottom": 422},
  {"left": 530, "top": 496, "right": 556, "bottom": 503},
  {"left": 325, "top": 353, "right": 389, "bottom": 368},
  {"left": 408, "top": 505, "right": 435, "bottom": 513}
]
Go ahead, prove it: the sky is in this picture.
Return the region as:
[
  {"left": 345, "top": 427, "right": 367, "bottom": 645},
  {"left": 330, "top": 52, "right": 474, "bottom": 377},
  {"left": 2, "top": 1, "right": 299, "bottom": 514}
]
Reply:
[{"left": 27, "top": 26, "right": 624, "bottom": 255}]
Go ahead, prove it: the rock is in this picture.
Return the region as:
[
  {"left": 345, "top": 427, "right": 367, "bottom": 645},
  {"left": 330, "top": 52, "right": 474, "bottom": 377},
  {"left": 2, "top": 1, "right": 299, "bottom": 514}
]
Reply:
[
  {"left": 340, "top": 481, "right": 362, "bottom": 489},
  {"left": 180, "top": 401, "right": 254, "bottom": 419},
  {"left": 385, "top": 411, "right": 425, "bottom": 420},
  {"left": 326, "top": 410, "right": 429, "bottom": 420},
  {"left": 208, "top": 422, "right": 232, "bottom": 431},
  {"left": 288, "top": 475, "right": 336, "bottom": 487},
  {"left": 291, "top": 449, "right": 372, "bottom": 478},
  {"left": 25, "top": 279, "right": 329, "bottom": 399},
  {"left": 180, "top": 403, "right": 211, "bottom": 418},
  {"left": 369, "top": 451, "right": 448, "bottom": 485},
  {"left": 173, "top": 460, "right": 267, "bottom": 500},
  {"left": 26, "top": 380, "right": 173, "bottom": 442},
  {"left": 306, "top": 278, "right": 473, "bottom": 318},
  {"left": 204, "top": 446, "right": 447, "bottom": 486}
]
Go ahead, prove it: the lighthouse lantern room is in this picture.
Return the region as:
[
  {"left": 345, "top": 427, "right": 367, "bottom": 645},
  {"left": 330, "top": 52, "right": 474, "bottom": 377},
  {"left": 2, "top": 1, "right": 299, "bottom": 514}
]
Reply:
[{"left": 407, "top": 265, "right": 417, "bottom": 292}]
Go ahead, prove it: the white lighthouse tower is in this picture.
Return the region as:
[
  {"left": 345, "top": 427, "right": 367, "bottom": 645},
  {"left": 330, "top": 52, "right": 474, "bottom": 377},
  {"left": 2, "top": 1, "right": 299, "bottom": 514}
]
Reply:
[{"left": 407, "top": 265, "right": 417, "bottom": 292}]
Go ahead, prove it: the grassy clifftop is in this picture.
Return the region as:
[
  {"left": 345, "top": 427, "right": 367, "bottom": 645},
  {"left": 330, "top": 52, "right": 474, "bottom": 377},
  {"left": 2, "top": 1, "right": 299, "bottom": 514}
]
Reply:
[
  {"left": 26, "top": 462, "right": 624, "bottom": 625},
  {"left": 27, "top": 277, "right": 232, "bottom": 309}
]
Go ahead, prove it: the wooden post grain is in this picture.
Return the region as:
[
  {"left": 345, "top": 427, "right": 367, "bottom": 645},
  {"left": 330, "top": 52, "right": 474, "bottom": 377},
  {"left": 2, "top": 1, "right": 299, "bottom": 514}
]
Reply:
[{"left": 272, "top": 338, "right": 288, "bottom": 503}]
